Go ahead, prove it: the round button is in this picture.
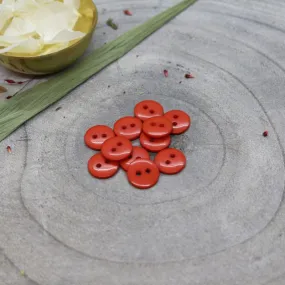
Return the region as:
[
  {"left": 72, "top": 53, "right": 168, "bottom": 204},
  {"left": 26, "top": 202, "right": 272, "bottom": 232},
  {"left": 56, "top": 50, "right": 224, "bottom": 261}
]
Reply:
[
  {"left": 84, "top": 125, "right": 115, "bottom": 150},
  {"left": 120, "top": 146, "right": 150, "bottom": 171},
  {"left": 127, "top": 159, "right": 160, "bottom": 189},
  {"left": 140, "top": 133, "right": 171, "bottom": 152},
  {"left": 164, "top": 110, "right": 191, "bottom": 134},
  {"left": 88, "top": 153, "right": 119, "bottom": 179},
  {"left": 101, "top": 136, "right": 133, "bottom": 161},
  {"left": 154, "top": 148, "right": 186, "bottom": 174},
  {"left": 134, "top": 100, "right": 164, "bottom": 121},
  {"left": 142, "top": 116, "right": 172, "bottom": 138},
  {"left": 113, "top": 116, "right": 142, "bottom": 140}
]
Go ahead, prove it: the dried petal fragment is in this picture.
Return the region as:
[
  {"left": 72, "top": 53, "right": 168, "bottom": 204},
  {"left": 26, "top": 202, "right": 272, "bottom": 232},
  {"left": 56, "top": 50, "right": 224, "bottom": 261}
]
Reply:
[{"left": 123, "top": 9, "right": 132, "bottom": 16}]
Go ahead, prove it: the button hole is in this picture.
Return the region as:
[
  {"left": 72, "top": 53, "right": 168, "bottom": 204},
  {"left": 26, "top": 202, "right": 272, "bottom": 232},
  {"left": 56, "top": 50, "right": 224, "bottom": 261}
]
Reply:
[
  {"left": 143, "top": 105, "right": 148, "bottom": 110},
  {"left": 136, "top": 156, "right": 141, "bottom": 160},
  {"left": 165, "top": 160, "right": 171, "bottom": 165},
  {"left": 149, "top": 110, "right": 155, "bottom": 114},
  {"left": 111, "top": 148, "right": 116, "bottom": 152},
  {"left": 136, "top": 171, "right": 142, "bottom": 176},
  {"left": 151, "top": 122, "right": 156, "bottom": 126},
  {"left": 130, "top": 123, "right": 135, "bottom": 127},
  {"left": 92, "top": 134, "right": 98, "bottom": 139},
  {"left": 122, "top": 125, "right": 127, "bottom": 130},
  {"left": 173, "top": 115, "right": 179, "bottom": 119},
  {"left": 159, "top": 124, "right": 164, "bottom": 127},
  {"left": 145, "top": 168, "right": 151, "bottom": 174},
  {"left": 105, "top": 160, "right": 110, "bottom": 164},
  {"left": 117, "top": 142, "right": 122, "bottom": 146},
  {"left": 173, "top": 122, "right": 178, "bottom": 126},
  {"left": 96, "top": 163, "right": 102, "bottom": 168},
  {"left": 102, "top": 134, "right": 107, "bottom": 138},
  {"left": 170, "top": 154, "right": 175, "bottom": 158}
]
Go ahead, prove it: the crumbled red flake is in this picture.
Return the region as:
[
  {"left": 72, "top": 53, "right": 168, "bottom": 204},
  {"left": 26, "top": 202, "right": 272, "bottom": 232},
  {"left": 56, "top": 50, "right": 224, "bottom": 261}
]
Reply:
[
  {"left": 163, "top": 69, "right": 169, "bottom": 77},
  {"left": 5, "top": 79, "right": 25, "bottom": 84},
  {"left": 123, "top": 9, "right": 132, "bottom": 16},
  {"left": 6, "top": 146, "right": 12, "bottom": 153},
  {"left": 263, "top": 131, "right": 268, "bottom": 137},
  {"left": 185, "top": 73, "right": 194, "bottom": 79}
]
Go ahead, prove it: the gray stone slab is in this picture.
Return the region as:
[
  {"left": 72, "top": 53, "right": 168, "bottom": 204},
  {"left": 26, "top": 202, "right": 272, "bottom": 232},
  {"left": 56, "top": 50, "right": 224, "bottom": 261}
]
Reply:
[{"left": 1, "top": 0, "right": 285, "bottom": 284}]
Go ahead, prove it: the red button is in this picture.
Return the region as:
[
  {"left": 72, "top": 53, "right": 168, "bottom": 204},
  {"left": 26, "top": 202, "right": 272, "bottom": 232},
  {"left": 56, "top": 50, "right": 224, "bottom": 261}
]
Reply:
[
  {"left": 101, "top": 136, "right": 132, "bottom": 161},
  {"left": 154, "top": 148, "right": 186, "bottom": 174},
  {"left": 88, "top": 153, "right": 119, "bottom": 178},
  {"left": 142, "top": 116, "right": 172, "bottom": 138},
  {"left": 120, "top": 146, "right": 150, "bottom": 171},
  {"left": 164, "top": 110, "right": 191, "bottom": 134},
  {"left": 84, "top": 125, "right": 115, "bottom": 150},
  {"left": 113, "top": 116, "right": 142, "bottom": 140},
  {"left": 140, "top": 133, "right": 171, "bottom": 152},
  {"left": 134, "top": 100, "right": 164, "bottom": 121},
  {"left": 127, "top": 159, "right": 160, "bottom": 189}
]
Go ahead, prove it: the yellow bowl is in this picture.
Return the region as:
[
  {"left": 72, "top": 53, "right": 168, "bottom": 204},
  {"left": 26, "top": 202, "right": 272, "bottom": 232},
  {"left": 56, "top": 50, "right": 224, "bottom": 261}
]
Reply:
[{"left": 0, "top": 0, "right": 98, "bottom": 75}]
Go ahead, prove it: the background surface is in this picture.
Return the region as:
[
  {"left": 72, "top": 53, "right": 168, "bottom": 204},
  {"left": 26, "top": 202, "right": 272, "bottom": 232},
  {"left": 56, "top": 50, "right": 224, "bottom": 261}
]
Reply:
[{"left": 1, "top": 0, "right": 285, "bottom": 284}]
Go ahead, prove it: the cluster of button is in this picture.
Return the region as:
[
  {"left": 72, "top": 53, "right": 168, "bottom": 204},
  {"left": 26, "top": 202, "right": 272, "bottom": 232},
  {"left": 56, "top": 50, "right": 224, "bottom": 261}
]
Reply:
[{"left": 84, "top": 100, "right": 191, "bottom": 189}]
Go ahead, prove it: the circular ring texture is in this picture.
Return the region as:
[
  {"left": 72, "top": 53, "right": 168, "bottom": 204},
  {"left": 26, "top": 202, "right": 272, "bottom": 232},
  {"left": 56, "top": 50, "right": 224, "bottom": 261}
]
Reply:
[
  {"left": 120, "top": 146, "right": 150, "bottom": 171},
  {"left": 84, "top": 125, "right": 115, "bottom": 150},
  {"left": 142, "top": 116, "right": 173, "bottom": 138},
  {"left": 134, "top": 100, "right": 164, "bottom": 121},
  {"left": 127, "top": 159, "right": 160, "bottom": 189},
  {"left": 3, "top": 2, "right": 285, "bottom": 284},
  {"left": 164, "top": 110, "right": 191, "bottom": 134},
  {"left": 88, "top": 153, "right": 119, "bottom": 178},
  {"left": 140, "top": 132, "right": 171, "bottom": 152},
  {"left": 113, "top": 116, "right": 142, "bottom": 140},
  {"left": 101, "top": 136, "right": 133, "bottom": 161},
  {"left": 154, "top": 148, "right": 186, "bottom": 174}
]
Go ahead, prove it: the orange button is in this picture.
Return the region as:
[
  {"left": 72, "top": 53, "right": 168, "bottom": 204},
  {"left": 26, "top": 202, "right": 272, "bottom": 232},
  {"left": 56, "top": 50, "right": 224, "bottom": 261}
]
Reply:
[
  {"left": 84, "top": 125, "right": 115, "bottom": 150},
  {"left": 101, "top": 136, "right": 132, "bottom": 161},
  {"left": 127, "top": 159, "right": 160, "bottom": 189},
  {"left": 120, "top": 146, "right": 150, "bottom": 171},
  {"left": 88, "top": 153, "right": 119, "bottom": 178},
  {"left": 140, "top": 133, "right": 171, "bottom": 152},
  {"left": 113, "top": 116, "right": 142, "bottom": 140},
  {"left": 154, "top": 148, "right": 186, "bottom": 174},
  {"left": 164, "top": 110, "right": 191, "bottom": 134},
  {"left": 142, "top": 116, "right": 172, "bottom": 138},
  {"left": 134, "top": 100, "right": 164, "bottom": 121}
]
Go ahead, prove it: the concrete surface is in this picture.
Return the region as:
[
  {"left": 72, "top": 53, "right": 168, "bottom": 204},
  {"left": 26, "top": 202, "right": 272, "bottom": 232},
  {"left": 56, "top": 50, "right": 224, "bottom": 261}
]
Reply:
[{"left": 1, "top": 0, "right": 285, "bottom": 284}]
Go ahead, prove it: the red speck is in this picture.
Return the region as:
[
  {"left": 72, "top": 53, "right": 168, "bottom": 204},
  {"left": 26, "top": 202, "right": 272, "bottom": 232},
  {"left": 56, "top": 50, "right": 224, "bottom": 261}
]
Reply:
[
  {"left": 4, "top": 79, "right": 25, "bottom": 84},
  {"left": 6, "top": 146, "right": 12, "bottom": 153},
  {"left": 163, "top": 69, "right": 169, "bottom": 77},
  {"left": 263, "top": 131, "right": 268, "bottom": 137},
  {"left": 185, "top": 73, "right": 194, "bottom": 79},
  {"left": 5, "top": 79, "right": 16, "bottom": 84},
  {"left": 6, "top": 96, "right": 12, "bottom": 99},
  {"left": 123, "top": 9, "right": 132, "bottom": 16}
]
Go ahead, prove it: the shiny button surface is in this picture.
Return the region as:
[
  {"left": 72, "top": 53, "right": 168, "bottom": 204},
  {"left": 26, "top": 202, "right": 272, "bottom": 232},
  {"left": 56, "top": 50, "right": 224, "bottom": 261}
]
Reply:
[
  {"left": 142, "top": 116, "right": 172, "bottom": 138},
  {"left": 120, "top": 146, "right": 150, "bottom": 171},
  {"left": 88, "top": 153, "right": 119, "bottom": 178},
  {"left": 127, "top": 159, "right": 160, "bottom": 189},
  {"left": 84, "top": 125, "right": 115, "bottom": 150},
  {"left": 113, "top": 116, "right": 142, "bottom": 140},
  {"left": 101, "top": 136, "right": 132, "bottom": 161},
  {"left": 154, "top": 148, "right": 186, "bottom": 174},
  {"left": 140, "top": 133, "right": 171, "bottom": 152},
  {"left": 164, "top": 110, "right": 191, "bottom": 134},
  {"left": 134, "top": 100, "right": 164, "bottom": 121}
]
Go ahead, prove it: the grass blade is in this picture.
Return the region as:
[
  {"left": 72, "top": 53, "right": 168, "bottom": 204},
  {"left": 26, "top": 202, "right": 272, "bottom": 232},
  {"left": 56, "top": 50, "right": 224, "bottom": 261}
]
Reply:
[{"left": 0, "top": 0, "right": 197, "bottom": 142}]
